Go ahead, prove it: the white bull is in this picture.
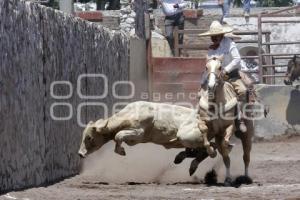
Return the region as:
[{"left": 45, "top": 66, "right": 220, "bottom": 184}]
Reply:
[{"left": 78, "top": 101, "right": 215, "bottom": 171}]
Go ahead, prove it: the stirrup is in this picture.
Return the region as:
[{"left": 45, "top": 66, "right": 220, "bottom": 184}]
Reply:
[{"left": 238, "top": 120, "right": 247, "bottom": 133}]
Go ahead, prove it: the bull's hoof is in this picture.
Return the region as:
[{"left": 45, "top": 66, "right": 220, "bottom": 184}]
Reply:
[
  {"left": 189, "top": 159, "right": 199, "bottom": 176},
  {"left": 115, "top": 147, "right": 126, "bottom": 156},
  {"left": 224, "top": 177, "right": 233, "bottom": 187},
  {"left": 174, "top": 151, "right": 186, "bottom": 164}
]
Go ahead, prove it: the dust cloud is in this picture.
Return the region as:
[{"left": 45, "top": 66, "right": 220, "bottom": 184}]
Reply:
[{"left": 80, "top": 138, "right": 246, "bottom": 184}]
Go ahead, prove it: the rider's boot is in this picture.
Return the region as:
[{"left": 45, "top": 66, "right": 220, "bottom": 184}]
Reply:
[{"left": 237, "top": 101, "right": 247, "bottom": 133}]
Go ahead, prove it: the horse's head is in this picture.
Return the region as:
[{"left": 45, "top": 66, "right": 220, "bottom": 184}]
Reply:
[
  {"left": 206, "top": 55, "right": 223, "bottom": 100},
  {"left": 284, "top": 55, "right": 300, "bottom": 85}
]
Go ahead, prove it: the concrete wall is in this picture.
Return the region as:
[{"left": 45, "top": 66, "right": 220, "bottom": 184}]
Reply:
[
  {"left": 130, "top": 36, "right": 148, "bottom": 98},
  {"left": 254, "top": 84, "right": 300, "bottom": 139},
  {"left": 0, "top": 0, "right": 129, "bottom": 192},
  {"left": 225, "top": 16, "right": 300, "bottom": 57}
]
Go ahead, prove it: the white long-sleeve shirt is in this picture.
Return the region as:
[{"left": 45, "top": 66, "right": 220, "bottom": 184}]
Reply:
[
  {"left": 207, "top": 37, "right": 241, "bottom": 73},
  {"left": 160, "top": 0, "right": 187, "bottom": 16}
]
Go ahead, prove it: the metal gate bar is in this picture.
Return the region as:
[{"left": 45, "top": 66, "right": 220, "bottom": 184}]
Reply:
[{"left": 258, "top": 5, "right": 300, "bottom": 84}]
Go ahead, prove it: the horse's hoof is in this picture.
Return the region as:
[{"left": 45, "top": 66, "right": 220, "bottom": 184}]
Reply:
[
  {"left": 204, "top": 169, "right": 217, "bottom": 185},
  {"left": 224, "top": 177, "right": 232, "bottom": 187},
  {"left": 234, "top": 175, "right": 253, "bottom": 186},
  {"left": 174, "top": 151, "right": 186, "bottom": 164}
]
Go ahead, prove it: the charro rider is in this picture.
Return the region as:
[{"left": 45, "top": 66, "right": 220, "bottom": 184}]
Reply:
[{"left": 198, "top": 20, "right": 248, "bottom": 133}]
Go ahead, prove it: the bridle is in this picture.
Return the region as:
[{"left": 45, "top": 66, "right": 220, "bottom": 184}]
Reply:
[{"left": 206, "top": 58, "right": 223, "bottom": 100}]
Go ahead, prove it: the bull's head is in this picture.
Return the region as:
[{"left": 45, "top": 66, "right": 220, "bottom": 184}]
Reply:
[{"left": 78, "top": 119, "right": 110, "bottom": 158}]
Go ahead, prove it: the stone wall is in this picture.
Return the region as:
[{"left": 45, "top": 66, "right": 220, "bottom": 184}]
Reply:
[{"left": 0, "top": 0, "right": 129, "bottom": 192}]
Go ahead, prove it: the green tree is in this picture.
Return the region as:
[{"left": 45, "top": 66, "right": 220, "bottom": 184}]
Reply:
[
  {"left": 233, "top": 0, "right": 243, "bottom": 7},
  {"left": 233, "top": 0, "right": 294, "bottom": 7},
  {"left": 257, "top": 0, "right": 294, "bottom": 6},
  {"left": 193, "top": 0, "right": 204, "bottom": 9},
  {"left": 43, "top": 0, "right": 59, "bottom": 9}
]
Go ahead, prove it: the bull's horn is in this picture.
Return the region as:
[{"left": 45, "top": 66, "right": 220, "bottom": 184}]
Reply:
[{"left": 95, "top": 119, "right": 109, "bottom": 132}]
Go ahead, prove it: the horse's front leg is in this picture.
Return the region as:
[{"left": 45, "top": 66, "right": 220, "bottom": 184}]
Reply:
[
  {"left": 241, "top": 120, "right": 253, "bottom": 177},
  {"left": 114, "top": 128, "right": 144, "bottom": 156},
  {"left": 216, "top": 136, "right": 232, "bottom": 186},
  {"left": 199, "top": 122, "right": 217, "bottom": 158}
]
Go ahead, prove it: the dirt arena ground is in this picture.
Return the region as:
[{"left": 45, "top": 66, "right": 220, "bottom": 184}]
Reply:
[{"left": 1, "top": 136, "right": 300, "bottom": 200}]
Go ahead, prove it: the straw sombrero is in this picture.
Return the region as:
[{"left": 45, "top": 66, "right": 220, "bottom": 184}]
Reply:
[
  {"left": 225, "top": 32, "right": 242, "bottom": 41},
  {"left": 198, "top": 21, "right": 233, "bottom": 37}
]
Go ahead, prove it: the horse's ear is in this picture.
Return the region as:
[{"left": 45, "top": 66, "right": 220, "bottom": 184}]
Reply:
[
  {"left": 218, "top": 55, "right": 224, "bottom": 61},
  {"left": 206, "top": 55, "right": 211, "bottom": 61}
]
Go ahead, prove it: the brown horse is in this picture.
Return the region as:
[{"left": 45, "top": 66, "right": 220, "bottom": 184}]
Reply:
[
  {"left": 284, "top": 55, "right": 300, "bottom": 85},
  {"left": 175, "top": 56, "right": 254, "bottom": 186}
]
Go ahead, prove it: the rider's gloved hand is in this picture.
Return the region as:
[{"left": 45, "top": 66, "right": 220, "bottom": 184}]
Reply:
[
  {"left": 220, "top": 70, "right": 229, "bottom": 80},
  {"left": 173, "top": 3, "right": 179, "bottom": 8}
]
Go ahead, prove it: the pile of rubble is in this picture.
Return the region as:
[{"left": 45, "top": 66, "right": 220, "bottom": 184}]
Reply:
[
  {"left": 120, "top": 1, "right": 136, "bottom": 35},
  {"left": 74, "top": 2, "right": 96, "bottom": 11}
]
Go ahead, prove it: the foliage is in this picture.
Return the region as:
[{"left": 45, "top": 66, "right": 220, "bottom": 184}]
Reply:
[
  {"left": 192, "top": 0, "right": 204, "bottom": 9},
  {"left": 233, "top": 0, "right": 243, "bottom": 7},
  {"left": 233, "top": 0, "right": 294, "bottom": 7},
  {"left": 43, "top": 0, "right": 59, "bottom": 9},
  {"left": 256, "top": 0, "right": 294, "bottom": 7}
]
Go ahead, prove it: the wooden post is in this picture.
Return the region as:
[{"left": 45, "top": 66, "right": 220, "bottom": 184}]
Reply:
[
  {"left": 134, "top": 0, "right": 149, "bottom": 39},
  {"left": 265, "top": 33, "right": 274, "bottom": 84},
  {"left": 258, "top": 14, "right": 263, "bottom": 83},
  {"left": 174, "top": 27, "right": 179, "bottom": 57},
  {"left": 147, "top": 36, "right": 153, "bottom": 101}
]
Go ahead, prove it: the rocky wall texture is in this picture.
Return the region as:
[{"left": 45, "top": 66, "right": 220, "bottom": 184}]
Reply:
[{"left": 0, "top": 0, "right": 129, "bottom": 193}]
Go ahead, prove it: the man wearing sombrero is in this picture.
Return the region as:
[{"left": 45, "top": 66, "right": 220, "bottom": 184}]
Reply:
[{"left": 199, "top": 20, "right": 248, "bottom": 133}]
